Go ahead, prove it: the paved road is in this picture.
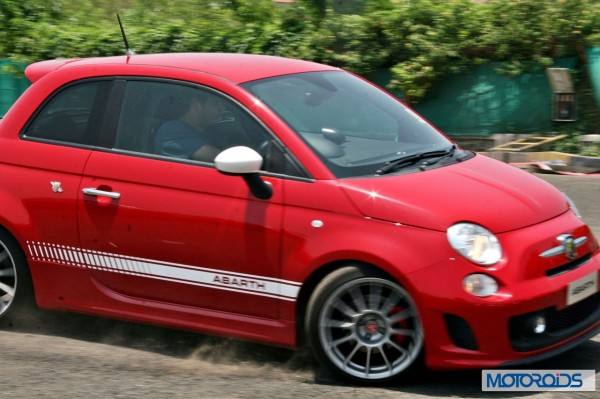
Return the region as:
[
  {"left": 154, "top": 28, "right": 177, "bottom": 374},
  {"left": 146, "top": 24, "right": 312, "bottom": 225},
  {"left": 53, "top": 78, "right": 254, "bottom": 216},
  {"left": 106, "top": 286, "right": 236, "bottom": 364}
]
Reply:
[
  {"left": 539, "top": 173, "right": 600, "bottom": 237},
  {"left": 0, "top": 173, "right": 598, "bottom": 398}
]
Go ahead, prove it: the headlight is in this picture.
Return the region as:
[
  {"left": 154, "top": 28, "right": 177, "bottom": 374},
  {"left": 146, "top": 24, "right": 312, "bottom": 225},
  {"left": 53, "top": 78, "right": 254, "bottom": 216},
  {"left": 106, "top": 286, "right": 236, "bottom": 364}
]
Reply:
[
  {"left": 447, "top": 223, "right": 502, "bottom": 265},
  {"left": 563, "top": 192, "right": 582, "bottom": 219}
]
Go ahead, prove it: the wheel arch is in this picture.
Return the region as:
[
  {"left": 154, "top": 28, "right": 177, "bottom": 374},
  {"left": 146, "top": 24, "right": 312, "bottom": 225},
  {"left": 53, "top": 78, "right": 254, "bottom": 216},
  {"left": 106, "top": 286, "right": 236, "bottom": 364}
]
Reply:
[
  {"left": 0, "top": 223, "right": 29, "bottom": 258},
  {"left": 0, "top": 187, "right": 34, "bottom": 246}
]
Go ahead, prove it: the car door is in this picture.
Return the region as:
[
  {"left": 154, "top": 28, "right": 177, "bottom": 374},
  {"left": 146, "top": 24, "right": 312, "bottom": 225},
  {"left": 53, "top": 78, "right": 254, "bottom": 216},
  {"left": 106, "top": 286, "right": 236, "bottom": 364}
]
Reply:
[
  {"left": 17, "top": 79, "right": 110, "bottom": 261},
  {"left": 77, "top": 79, "right": 293, "bottom": 319}
]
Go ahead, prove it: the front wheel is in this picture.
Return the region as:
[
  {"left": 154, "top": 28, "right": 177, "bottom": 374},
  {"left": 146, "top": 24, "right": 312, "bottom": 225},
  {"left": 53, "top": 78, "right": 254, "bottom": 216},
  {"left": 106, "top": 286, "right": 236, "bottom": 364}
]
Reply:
[{"left": 306, "top": 266, "right": 424, "bottom": 384}]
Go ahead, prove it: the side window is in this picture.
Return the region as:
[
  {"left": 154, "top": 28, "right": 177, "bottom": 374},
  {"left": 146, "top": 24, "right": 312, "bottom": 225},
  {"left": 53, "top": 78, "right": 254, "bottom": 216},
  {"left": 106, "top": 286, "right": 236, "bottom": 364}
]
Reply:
[
  {"left": 23, "top": 80, "right": 110, "bottom": 146},
  {"left": 114, "top": 80, "right": 304, "bottom": 176}
]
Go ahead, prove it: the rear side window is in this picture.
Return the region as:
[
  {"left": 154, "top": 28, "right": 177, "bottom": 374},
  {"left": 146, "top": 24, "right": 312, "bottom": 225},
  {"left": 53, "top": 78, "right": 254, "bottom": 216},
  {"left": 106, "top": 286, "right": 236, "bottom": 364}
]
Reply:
[{"left": 23, "top": 80, "right": 111, "bottom": 146}]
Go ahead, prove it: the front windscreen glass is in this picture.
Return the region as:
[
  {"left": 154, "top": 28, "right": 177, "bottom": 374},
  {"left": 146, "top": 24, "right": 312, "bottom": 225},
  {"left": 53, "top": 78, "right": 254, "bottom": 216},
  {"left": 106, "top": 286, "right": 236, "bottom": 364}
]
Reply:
[{"left": 242, "top": 71, "right": 455, "bottom": 178}]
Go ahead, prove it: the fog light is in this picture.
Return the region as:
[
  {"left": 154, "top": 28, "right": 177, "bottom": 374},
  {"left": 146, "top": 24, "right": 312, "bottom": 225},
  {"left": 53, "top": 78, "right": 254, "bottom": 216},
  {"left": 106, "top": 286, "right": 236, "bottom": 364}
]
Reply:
[
  {"left": 531, "top": 316, "right": 546, "bottom": 334},
  {"left": 463, "top": 274, "right": 499, "bottom": 297}
]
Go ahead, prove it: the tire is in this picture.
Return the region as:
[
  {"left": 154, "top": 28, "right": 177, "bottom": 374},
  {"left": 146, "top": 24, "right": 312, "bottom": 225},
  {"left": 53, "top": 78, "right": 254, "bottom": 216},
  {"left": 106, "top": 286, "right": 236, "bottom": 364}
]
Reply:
[
  {"left": 306, "top": 266, "right": 424, "bottom": 384},
  {"left": 0, "top": 230, "right": 35, "bottom": 326}
]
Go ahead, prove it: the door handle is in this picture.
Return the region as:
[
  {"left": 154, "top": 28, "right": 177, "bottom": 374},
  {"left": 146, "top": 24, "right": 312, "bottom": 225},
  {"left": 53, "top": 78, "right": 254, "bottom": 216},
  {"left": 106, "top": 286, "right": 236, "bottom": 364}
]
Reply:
[{"left": 82, "top": 188, "right": 121, "bottom": 199}]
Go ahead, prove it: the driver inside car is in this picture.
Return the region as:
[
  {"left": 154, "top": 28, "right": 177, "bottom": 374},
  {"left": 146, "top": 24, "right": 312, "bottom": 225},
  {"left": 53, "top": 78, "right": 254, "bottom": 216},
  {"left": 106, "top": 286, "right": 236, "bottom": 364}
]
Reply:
[{"left": 154, "top": 92, "right": 226, "bottom": 162}]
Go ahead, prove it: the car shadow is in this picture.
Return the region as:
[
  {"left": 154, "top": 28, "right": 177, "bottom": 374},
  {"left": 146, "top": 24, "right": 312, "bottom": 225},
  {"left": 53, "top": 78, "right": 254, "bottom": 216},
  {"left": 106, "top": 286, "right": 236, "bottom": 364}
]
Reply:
[{"left": 6, "top": 308, "right": 600, "bottom": 397}]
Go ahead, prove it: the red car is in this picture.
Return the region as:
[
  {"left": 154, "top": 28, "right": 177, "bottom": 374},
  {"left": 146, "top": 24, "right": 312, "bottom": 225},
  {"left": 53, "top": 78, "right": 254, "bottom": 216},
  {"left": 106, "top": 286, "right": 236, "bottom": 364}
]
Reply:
[{"left": 0, "top": 53, "right": 598, "bottom": 383}]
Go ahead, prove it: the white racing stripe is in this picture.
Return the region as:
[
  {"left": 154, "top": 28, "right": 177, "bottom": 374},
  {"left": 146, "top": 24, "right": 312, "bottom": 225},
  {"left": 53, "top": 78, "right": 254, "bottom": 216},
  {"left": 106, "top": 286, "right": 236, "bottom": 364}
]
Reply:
[{"left": 27, "top": 241, "right": 301, "bottom": 302}]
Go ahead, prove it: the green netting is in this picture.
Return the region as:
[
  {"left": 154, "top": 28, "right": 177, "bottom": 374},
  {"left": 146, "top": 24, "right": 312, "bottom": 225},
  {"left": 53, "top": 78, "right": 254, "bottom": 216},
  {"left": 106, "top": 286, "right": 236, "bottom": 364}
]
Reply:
[
  {"left": 371, "top": 58, "right": 578, "bottom": 136},
  {"left": 414, "top": 63, "right": 557, "bottom": 136},
  {"left": 0, "top": 55, "right": 592, "bottom": 132},
  {"left": 587, "top": 47, "right": 600, "bottom": 106},
  {"left": 0, "top": 61, "right": 29, "bottom": 118}
]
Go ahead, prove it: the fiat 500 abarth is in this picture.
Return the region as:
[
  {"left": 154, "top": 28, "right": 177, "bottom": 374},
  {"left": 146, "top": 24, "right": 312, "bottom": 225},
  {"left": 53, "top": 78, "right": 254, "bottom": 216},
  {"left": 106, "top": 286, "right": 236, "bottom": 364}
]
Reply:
[{"left": 0, "top": 53, "right": 598, "bottom": 384}]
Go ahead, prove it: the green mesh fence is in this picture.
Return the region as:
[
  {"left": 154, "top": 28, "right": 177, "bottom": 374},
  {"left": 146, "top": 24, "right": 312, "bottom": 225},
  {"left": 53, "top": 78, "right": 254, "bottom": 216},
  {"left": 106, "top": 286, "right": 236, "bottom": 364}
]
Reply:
[
  {"left": 0, "top": 54, "right": 593, "bottom": 131},
  {"left": 372, "top": 58, "right": 578, "bottom": 136},
  {"left": 587, "top": 47, "right": 600, "bottom": 107},
  {"left": 0, "top": 61, "right": 29, "bottom": 118},
  {"left": 412, "top": 64, "right": 554, "bottom": 136}
]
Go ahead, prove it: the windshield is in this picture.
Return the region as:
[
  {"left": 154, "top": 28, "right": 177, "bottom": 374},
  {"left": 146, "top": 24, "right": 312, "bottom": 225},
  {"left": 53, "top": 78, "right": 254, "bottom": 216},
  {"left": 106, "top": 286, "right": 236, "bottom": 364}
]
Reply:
[{"left": 242, "top": 71, "right": 453, "bottom": 178}]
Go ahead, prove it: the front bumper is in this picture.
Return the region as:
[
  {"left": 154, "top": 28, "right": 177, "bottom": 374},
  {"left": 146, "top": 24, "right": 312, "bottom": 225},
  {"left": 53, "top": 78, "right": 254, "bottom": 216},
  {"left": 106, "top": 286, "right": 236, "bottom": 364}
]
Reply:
[
  {"left": 502, "top": 322, "right": 600, "bottom": 367},
  {"left": 409, "top": 211, "right": 600, "bottom": 370}
]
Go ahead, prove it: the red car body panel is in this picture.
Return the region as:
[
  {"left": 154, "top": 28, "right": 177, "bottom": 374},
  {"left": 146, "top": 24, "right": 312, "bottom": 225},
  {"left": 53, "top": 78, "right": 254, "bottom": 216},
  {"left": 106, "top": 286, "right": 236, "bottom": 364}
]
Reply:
[
  {"left": 24, "top": 53, "right": 337, "bottom": 84},
  {"left": 340, "top": 155, "right": 568, "bottom": 233},
  {"left": 0, "top": 53, "right": 598, "bottom": 371}
]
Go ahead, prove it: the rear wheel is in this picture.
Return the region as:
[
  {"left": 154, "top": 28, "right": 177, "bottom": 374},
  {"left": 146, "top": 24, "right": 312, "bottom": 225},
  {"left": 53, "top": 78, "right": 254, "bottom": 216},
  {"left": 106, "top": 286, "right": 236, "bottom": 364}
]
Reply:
[
  {"left": 306, "top": 266, "right": 424, "bottom": 384},
  {"left": 0, "top": 230, "right": 34, "bottom": 326}
]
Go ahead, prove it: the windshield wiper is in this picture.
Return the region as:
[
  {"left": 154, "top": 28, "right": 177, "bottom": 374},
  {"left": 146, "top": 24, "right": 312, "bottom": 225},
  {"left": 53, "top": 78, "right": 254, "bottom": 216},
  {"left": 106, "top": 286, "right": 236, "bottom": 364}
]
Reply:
[
  {"left": 376, "top": 145, "right": 457, "bottom": 175},
  {"left": 417, "top": 145, "right": 462, "bottom": 170}
]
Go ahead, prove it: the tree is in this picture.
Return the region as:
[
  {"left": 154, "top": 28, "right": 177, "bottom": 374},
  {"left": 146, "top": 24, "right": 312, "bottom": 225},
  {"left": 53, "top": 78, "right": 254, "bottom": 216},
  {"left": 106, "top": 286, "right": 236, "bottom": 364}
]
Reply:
[{"left": 1, "top": 0, "right": 599, "bottom": 106}]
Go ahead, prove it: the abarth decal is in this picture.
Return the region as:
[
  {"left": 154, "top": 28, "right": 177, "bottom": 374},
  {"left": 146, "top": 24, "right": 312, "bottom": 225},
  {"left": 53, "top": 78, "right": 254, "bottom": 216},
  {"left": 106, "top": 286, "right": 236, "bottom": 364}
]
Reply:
[{"left": 26, "top": 241, "right": 301, "bottom": 302}]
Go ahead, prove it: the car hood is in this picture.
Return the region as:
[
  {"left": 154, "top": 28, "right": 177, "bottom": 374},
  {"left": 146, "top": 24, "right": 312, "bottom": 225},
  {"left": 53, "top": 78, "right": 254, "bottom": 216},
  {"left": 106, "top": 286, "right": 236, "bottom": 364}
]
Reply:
[{"left": 339, "top": 154, "right": 568, "bottom": 233}]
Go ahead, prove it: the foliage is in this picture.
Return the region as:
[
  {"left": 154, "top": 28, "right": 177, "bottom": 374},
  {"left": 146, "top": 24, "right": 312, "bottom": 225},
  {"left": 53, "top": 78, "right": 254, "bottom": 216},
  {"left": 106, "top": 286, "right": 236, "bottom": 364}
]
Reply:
[
  {"left": 386, "top": 0, "right": 478, "bottom": 103},
  {"left": 385, "top": 0, "right": 600, "bottom": 103},
  {"left": 1, "top": 0, "right": 599, "bottom": 106}
]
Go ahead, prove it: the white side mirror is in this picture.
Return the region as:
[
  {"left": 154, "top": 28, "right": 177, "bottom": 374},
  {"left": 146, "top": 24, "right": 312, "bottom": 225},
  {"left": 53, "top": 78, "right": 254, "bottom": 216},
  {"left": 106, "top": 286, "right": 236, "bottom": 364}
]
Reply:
[
  {"left": 215, "top": 146, "right": 263, "bottom": 174},
  {"left": 214, "top": 146, "right": 272, "bottom": 200}
]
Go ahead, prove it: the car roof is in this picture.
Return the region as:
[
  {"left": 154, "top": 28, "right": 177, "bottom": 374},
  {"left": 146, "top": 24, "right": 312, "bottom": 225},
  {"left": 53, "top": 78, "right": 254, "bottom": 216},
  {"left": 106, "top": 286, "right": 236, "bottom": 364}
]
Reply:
[{"left": 24, "top": 53, "right": 338, "bottom": 84}]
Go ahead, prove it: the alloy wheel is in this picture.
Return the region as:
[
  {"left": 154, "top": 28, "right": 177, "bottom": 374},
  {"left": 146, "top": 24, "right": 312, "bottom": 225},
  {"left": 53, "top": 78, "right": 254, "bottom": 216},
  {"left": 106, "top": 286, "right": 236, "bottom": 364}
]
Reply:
[{"left": 318, "top": 277, "right": 423, "bottom": 381}]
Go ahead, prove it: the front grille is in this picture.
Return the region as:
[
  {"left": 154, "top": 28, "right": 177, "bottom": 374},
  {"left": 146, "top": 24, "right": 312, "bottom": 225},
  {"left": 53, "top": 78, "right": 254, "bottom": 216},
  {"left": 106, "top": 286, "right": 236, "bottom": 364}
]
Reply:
[
  {"left": 509, "top": 292, "right": 600, "bottom": 352},
  {"left": 547, "top": 292, "right": 600, "bottom": 332},
  {"left": 546, "top": 254, "right": 592, "bottom": 278}
]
